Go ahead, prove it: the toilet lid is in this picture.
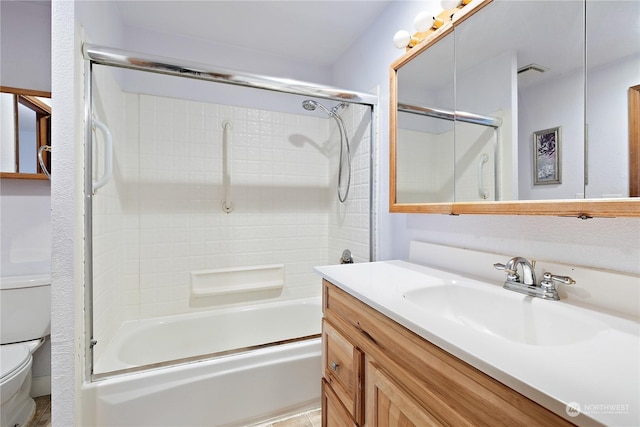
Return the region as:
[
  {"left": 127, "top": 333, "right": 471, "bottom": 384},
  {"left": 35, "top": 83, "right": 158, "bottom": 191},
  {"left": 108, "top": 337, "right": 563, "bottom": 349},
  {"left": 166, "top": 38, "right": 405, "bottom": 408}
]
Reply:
[{"left": 0, "top": 345, "right": 30, "bottom": 380}]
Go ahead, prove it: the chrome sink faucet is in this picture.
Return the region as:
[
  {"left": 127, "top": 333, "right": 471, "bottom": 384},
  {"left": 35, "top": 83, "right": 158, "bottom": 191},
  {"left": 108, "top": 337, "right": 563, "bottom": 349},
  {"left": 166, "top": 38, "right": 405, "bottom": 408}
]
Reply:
[{"left": 494, "top": 257, "right": 576, "bottom": 300}]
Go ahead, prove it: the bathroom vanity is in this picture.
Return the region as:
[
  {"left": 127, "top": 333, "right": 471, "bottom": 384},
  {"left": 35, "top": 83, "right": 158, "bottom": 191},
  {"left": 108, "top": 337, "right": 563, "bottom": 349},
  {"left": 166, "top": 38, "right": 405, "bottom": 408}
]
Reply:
[
  {"left": 316, "top": 243, "right": 640, "bottom": 426},
  {"left": 321, "top": 280, "right": 571, "bottom": 426}
]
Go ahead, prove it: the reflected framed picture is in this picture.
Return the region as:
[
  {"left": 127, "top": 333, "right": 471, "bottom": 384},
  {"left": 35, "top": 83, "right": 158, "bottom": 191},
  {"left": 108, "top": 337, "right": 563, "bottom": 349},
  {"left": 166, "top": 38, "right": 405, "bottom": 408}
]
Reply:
[{"left": 533, "top": 126, "right": 561, "bottom": 185}]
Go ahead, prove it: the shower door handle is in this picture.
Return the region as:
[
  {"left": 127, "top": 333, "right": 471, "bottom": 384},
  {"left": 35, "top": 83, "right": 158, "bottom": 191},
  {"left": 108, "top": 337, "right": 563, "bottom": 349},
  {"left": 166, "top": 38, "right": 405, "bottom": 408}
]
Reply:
[
  {"left": 92, "top": 118, "right": 113, "bottom": 193},
  {"left": 38, "top": 145, "right": 52, "bottom": 179},
  {"left": 477, "top": 153, "right": 489, "bottom": 200}
]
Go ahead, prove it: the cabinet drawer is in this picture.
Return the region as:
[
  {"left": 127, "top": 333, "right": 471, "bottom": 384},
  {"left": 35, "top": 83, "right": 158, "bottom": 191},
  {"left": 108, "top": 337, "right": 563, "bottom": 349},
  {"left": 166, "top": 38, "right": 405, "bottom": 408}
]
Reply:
[
  {"left": 322, "top": 379, "right": 358, "bottom": 427},
  {"left": 322, "top": 319, "right": 364, "bottom": 424}
]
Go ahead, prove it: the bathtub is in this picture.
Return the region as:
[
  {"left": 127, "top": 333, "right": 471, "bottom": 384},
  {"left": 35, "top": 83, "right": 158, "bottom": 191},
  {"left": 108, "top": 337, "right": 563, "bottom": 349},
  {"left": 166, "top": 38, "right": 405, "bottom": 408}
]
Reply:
[{"left": 83, "top": 297, "right": 322, "bottom": 426}]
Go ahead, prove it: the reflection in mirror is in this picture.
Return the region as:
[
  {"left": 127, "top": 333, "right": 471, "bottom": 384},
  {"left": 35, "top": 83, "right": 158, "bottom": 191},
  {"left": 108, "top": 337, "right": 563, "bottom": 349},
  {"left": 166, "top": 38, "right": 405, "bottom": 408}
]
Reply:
[
  {"left": 585, "top": 1, "right": 640, "bottom": 199},
  {"left": 0, "top": 86, "right": 51, "bottom": 179},
  {"left": 455, "top": 0, "right": 585, "bottom": 201},
  {"left": 395, "top": 31, "right": 455, "bottom": 203},
  {"left": 390, "top": 0, "right": 640, "bottom": 216}
]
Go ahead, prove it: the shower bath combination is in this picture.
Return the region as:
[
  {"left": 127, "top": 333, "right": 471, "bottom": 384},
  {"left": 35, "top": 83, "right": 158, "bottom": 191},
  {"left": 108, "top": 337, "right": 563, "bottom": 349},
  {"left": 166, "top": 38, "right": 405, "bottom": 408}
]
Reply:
[
  {"left": 82, "top": 44, "right": 375, "bottom": 426},
  {"left": 302, "top": 100, "right": 351, "bottom": 203}
]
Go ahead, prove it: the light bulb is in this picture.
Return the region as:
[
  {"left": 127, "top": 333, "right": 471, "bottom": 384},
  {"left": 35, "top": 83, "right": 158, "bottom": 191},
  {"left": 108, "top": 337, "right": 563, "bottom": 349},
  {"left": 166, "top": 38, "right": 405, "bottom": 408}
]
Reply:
[
  {"left": 441, "top": 0, "right": 460, "bottom": 9},
  {"left": 393, "top": 30, "right": 411, "bottom": 49},
  {"left": 413, "top": 11, "right": 432, "bottom": 32}
]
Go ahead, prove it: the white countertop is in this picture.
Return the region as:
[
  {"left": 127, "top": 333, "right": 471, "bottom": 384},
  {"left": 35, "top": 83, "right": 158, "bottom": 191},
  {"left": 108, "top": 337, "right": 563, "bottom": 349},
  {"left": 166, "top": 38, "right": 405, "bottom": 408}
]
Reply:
[{"left": 315, "top": 260, "right": 640, "bottom": 426}]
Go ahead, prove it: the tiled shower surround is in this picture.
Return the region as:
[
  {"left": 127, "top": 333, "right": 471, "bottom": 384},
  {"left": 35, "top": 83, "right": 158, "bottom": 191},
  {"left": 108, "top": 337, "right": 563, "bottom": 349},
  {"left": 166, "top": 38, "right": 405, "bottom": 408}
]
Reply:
[{"left": 90, "top": 66, "right": 371, "bottom": 369}]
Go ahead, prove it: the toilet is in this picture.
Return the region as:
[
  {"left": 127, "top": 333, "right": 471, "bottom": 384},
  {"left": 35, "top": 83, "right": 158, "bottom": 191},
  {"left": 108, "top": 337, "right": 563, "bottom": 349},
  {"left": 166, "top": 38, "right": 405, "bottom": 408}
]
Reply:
[{"left": 0, "top": 274, "right": 51, "bottom": 427}]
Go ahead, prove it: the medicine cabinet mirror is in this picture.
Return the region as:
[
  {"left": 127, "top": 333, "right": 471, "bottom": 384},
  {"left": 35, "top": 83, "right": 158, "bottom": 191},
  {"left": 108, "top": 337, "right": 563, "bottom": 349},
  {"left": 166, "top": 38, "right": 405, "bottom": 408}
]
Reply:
[
  {"left": 0, "top": 86, "right": 51, "bottom": 180},
  {"left": 390, "top": 0, "right": 640, "bottom": 217}
]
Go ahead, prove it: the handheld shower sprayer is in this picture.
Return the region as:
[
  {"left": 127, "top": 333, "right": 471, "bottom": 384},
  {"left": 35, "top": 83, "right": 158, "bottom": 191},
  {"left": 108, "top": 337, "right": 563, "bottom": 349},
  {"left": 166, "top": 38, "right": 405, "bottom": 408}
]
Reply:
[
  {"left": 301, "top": 99, "right": 352, "bottom": 202},
  {"left": 302, "top": 99, "right": 332, "bottom": 116},
  {"left": 302, "top": 100, "right": 347, "bottom": 117}
]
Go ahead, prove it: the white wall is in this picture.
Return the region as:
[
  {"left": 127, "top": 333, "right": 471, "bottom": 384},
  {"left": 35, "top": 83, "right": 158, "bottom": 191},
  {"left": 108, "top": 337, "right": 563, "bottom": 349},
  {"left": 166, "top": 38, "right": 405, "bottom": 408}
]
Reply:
[
  {"left": 586, "top": 54, "right": 639, "bottom": 198},
  {"left": 51, "top": 1, "right": 85, "bottom": 425},
  {"left": 332, "top": 1, "right": 640, "bottom": 273},
  {"left": 0, "top": 180, "right": 51, "bottom": 276},
  {"left": 0, "top": 1, "right": 51, "bottom": 91},
  {"left": 0, "top": 0, "right": 52, "bottom": 398},
  {"left": 518, "top": 68, "right": 585, "bottom": 199}
]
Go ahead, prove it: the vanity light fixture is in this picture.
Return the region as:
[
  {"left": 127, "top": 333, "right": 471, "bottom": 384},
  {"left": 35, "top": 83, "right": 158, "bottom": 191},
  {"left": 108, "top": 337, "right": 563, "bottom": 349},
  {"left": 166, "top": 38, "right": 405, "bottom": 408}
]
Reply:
[{"left": 393, "top": 0, "right": 472, "bottom": 50}]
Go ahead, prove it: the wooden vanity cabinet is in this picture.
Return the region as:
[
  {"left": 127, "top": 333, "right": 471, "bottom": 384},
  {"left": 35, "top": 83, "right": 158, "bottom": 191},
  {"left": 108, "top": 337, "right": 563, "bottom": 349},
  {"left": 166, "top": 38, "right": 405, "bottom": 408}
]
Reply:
[
  {"left": 321, "top": 279, "right": 574, "bottom": 427},
  {"left": 322, "top": 319, "right": 364, "bottom": 426}
]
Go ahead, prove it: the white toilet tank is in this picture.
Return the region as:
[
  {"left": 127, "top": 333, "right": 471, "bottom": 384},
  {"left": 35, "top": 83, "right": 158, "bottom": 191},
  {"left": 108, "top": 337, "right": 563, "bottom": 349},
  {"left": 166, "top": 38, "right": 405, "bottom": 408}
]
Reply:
[{"left": 0, "top": 275, "right": 51, "bottom": 345}]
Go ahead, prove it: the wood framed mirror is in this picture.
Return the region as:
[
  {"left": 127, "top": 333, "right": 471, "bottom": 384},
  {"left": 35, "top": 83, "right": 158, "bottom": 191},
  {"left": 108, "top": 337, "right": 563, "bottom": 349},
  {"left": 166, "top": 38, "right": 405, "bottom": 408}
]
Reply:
[
  {"left": 1, "top": 86, "right": 51, "bottom": 180},
  {"left": 390, "top": 0, "right": 640, "bottom": 217}
]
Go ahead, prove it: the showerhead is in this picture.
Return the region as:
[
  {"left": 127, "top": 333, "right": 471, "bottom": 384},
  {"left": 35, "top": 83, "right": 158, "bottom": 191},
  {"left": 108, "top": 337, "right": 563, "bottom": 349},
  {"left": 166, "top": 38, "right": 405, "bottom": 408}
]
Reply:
[
  {"left": 301, "top": 99, "right": 332, "bottom": 116},
  {"left": 302, "top": 100, "right": 318, "bottom": 111}
]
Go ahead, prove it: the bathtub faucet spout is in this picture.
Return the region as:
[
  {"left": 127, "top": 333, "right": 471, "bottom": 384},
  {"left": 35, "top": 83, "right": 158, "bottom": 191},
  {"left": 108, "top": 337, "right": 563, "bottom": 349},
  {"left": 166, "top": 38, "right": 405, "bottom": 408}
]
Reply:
[{"left": 340, "top": 249, "right": 353, "bottom": 264}]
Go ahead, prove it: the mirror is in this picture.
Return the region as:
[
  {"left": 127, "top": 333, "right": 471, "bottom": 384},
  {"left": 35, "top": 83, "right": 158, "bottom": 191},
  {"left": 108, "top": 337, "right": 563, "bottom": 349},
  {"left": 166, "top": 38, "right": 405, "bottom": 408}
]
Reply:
[
  {"left": 0, "top": 86, "right": 51, "bottom": 179},
  {"left": 585, "top": 1, "right": 640, "bottom": 199},
  {"left": 390, "top": 0, "right": 640, "bottom": 216},
  {"left": 396, "top": 30, "right": 455, "bottom": 204}
]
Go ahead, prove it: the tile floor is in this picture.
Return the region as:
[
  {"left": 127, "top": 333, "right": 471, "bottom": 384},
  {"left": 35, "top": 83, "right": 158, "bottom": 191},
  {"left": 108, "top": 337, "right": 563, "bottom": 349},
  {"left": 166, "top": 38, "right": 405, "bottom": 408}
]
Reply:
[
  {"left": 26, "top": 396, "right": 318, "bottom": 427},
  {"left": 30, "top": 395, "right": 52, "bottom": 427}
]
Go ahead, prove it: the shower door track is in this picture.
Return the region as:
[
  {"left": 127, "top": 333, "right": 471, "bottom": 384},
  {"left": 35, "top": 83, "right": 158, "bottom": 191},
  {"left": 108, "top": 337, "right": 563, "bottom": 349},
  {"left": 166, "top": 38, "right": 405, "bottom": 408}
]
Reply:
[
  {"left": 83, "top": 44, "right": 377, "bottom": 106},
  {"left": 83, "top": 45, "right": 378, "bottom": 382},
  {"left": 91, "top": 333, "right": 321, "bottom": 382}
]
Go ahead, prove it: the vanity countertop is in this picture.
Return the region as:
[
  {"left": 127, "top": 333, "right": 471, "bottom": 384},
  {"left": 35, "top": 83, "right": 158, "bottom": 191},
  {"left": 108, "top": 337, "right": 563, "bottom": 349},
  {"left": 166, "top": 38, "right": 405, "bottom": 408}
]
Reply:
[{"left": 315, "top": 260, "right": 640, "bottom": 426}]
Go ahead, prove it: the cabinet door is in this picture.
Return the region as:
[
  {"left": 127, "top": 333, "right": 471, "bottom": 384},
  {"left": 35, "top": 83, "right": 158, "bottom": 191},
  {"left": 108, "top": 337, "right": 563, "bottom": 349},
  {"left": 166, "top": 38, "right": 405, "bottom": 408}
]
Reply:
[
  {"left": 322, "top": 319, "right": 364, "bottom": 424},
  {"left": 366, "top": 361, "right": 442, "bottom": 427},
  {"left": 323, "top": 379, "right": 358, "bottom": 427}
]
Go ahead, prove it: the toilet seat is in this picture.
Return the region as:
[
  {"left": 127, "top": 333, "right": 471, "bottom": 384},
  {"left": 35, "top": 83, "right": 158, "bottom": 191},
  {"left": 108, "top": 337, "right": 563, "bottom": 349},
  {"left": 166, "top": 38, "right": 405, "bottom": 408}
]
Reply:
[{"left": 0, "top": 345, "right": 30, "bottom": 382}]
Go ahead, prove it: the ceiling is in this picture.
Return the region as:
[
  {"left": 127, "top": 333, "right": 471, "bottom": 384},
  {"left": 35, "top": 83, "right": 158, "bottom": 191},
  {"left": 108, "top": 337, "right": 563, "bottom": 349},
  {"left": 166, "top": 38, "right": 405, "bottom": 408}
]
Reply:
[{"left": 115, "top": 1, "right": 392, "bottom": 67}]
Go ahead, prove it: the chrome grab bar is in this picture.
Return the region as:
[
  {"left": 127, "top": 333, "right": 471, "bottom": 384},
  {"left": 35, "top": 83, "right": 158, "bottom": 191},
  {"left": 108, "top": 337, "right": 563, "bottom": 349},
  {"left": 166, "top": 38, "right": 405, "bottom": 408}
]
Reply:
[{"left": 222, "top": 120, "right": 234, "bottom": 213}]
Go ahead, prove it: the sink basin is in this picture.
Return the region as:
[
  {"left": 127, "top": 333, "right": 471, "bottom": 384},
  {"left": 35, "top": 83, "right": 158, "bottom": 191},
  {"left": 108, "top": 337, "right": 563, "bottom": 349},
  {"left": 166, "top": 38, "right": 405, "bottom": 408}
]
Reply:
[{"left": 403, "top": 283, "right": 608, "bottom": 346}]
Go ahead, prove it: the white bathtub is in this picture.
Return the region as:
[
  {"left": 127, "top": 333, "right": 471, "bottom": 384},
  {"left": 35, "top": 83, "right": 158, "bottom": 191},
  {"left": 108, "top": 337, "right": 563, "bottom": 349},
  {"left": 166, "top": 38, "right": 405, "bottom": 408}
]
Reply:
[{"left": 83, "top": 297, "right": 322, "bottom": 426}]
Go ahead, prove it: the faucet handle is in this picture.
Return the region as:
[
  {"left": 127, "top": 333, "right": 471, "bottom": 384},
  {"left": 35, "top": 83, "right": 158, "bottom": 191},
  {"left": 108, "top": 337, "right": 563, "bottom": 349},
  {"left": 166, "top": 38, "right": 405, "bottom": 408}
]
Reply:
[
  {"left": 493, "top": 262, "right": 506, "bottom": 271},
  {"left": 493, "top": 262, "right": 519, "bottom": 281},
  {"left": 542, "top": 272, "right": 576, "bottom": 285},
  {"left": 540, "top": 272, "right": 576, "bottom": 292},
  {"left": 494, "top": 262, "right": 515, "bottom": 273}
]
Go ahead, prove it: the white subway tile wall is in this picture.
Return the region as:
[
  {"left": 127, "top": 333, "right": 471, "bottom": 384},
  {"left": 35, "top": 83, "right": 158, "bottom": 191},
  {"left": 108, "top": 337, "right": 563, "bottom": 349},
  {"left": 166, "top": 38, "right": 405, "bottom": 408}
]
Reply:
[
  {"left": 329, "top": 104, "right": 371, "bottom": 264},
  {"left": 91, "top": 72, "right": 371, "bottom": 367}
]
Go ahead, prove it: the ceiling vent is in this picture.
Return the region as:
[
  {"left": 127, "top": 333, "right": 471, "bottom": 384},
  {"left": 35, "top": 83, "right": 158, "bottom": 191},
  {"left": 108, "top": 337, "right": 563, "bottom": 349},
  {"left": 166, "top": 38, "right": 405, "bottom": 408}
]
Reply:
[{"left": 517, "top": 64, "right": 550, "bottom": 75}]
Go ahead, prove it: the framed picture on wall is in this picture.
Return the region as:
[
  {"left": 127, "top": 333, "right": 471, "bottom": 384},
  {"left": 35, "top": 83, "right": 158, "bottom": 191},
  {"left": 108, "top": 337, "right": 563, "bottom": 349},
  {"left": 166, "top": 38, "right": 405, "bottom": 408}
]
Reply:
[{"left": 533, "top": 126, "right": 561, "bottom": 185}]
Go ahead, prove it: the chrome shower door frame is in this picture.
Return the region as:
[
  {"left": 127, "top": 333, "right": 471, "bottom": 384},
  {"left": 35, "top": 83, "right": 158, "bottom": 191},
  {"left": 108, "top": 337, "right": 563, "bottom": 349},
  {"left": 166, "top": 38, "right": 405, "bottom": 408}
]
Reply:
[{"left": 83, "top": 45, "right": 378, "bottom": 382}]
